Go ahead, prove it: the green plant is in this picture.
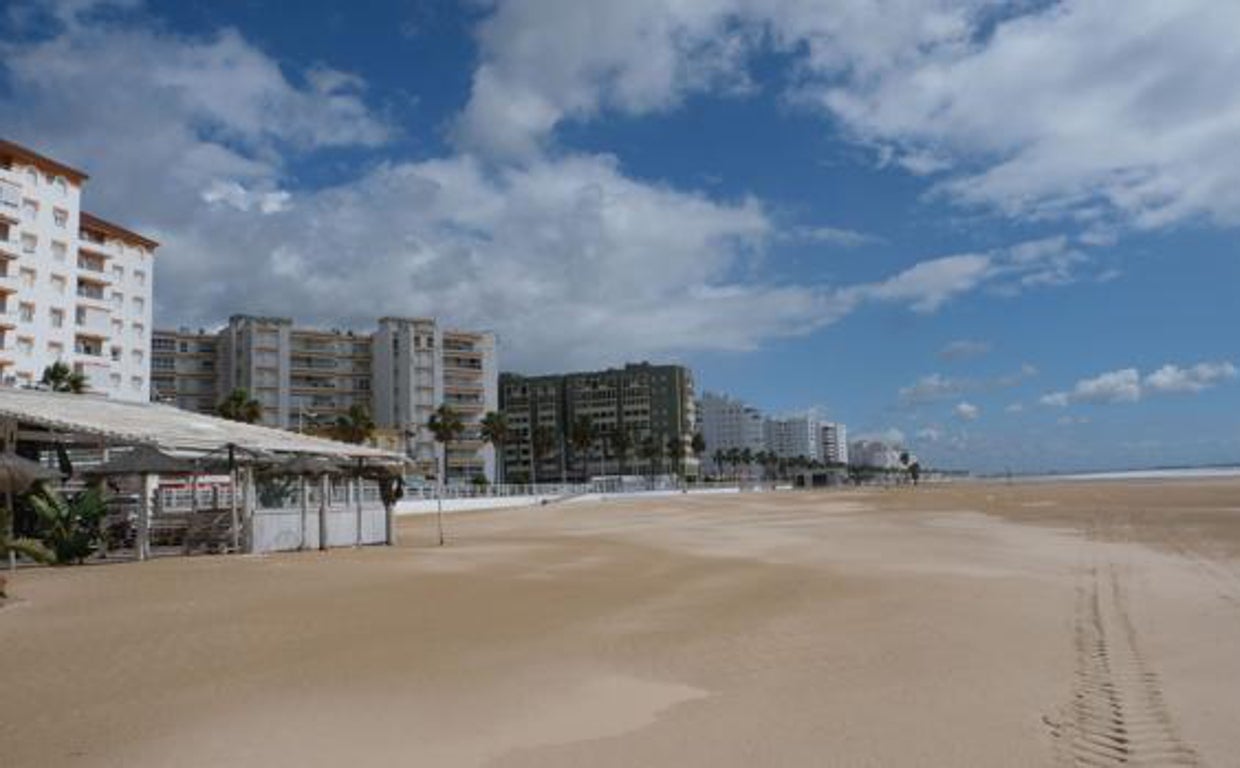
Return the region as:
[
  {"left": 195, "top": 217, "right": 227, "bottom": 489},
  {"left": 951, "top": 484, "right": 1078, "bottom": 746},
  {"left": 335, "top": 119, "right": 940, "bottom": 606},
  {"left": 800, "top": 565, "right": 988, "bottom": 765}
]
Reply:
[
  {"left": 217, "top": 389, "right": 263, "bottom": 424},
  {"left": 41, "top": 361, "right": 88, "bottom": 394},
  {"left": 1, "top": 506, "right": 55, "bottom": 580},
  {"left": 27, "top": 486, "right": 107, "bottom": 565},
  {"left": 331, "top": 404, "right": 376, "bottom": 444}
]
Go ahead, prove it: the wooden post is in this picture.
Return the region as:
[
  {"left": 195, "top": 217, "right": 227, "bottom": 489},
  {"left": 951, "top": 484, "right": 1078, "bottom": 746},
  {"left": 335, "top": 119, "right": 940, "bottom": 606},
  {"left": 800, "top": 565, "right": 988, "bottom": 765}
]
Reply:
[
  {"left": 299, "top": 476, "right": 308, "bottom": 551},
  {"left": 318, "top": 474, "right": 328, "bottom": 551}
]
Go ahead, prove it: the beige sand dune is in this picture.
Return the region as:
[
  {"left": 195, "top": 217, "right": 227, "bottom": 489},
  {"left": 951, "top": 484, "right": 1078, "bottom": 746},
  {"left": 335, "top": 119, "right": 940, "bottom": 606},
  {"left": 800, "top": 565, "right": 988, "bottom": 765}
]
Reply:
[{"left": 2, "top": 480, "right": 1238, "bottom": 766}]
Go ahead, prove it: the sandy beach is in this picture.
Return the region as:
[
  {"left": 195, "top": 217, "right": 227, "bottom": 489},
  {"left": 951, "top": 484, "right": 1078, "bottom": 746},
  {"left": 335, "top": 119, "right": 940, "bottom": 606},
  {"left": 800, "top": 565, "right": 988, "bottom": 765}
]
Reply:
[{"left": 2, "top": 480, "right": 1238, "bottom": 766}]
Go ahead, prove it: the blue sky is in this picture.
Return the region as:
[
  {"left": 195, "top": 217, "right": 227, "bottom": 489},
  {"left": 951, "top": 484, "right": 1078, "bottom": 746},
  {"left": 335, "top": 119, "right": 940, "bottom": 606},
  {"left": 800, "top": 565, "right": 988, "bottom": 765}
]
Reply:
[{"left": 2, "top": 0, "right": 1238, "bottom": 473}]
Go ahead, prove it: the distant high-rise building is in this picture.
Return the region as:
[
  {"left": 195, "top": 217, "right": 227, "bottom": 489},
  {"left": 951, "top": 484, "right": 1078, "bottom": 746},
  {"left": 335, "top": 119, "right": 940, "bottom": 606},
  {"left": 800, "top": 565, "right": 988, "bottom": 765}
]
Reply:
[
  {"left": 697, "top": 391, "right": 765, "bottom": 471},
  {"left": 500, "top": 363, "right": 698, "bottom": 482},
  {"left": 764, "top": 414, "right": 822, "bottom": 461},
  {"left": 152, "top": 315, "right": 498, "bottom": 483},
  {"left": 820, "top": 422, "right": 849, "bottom": 466},
  {"left": 0, "top": 139, "right": 158, "bottom": 400}
]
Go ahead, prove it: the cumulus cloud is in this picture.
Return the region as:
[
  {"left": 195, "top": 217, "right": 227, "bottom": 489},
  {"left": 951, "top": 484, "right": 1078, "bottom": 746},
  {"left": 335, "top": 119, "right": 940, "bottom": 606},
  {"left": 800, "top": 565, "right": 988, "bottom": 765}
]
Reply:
[
  {"left": 1042, "top": 361, "right": 1236, "bottom": 407},
  {"left": 456, "top": 1, "right": 1240, "bottom": 234},
  {"left": 785, "top": 225, "right": 880, "bottom": 248},
  {"left": 1144, "top": 362, "right": 1238, "bottom": 394},
  {"left": 954, "top": 402, "right": 979, "bottom": 421}
]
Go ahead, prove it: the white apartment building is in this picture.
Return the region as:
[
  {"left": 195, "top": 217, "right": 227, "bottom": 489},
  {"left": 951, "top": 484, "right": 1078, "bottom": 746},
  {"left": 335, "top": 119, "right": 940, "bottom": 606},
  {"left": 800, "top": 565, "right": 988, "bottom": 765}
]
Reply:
[
  {"left": 697, "top": 391, "right": 765, "bottom": 471},
  {"left": 372, "top": 318, "right": 498, "bottom": 483},
  {"left": 153, "top": 315, "right": 499, "bottom": 484},
  {"left": 764, "top": 413, "right": 823, "bottom": 462},
  {"left": 820, "top": 422, "right": 849, "bottom": 466},
  {"left": 0, "top": 140, "right": 156, "bottom": 401}
]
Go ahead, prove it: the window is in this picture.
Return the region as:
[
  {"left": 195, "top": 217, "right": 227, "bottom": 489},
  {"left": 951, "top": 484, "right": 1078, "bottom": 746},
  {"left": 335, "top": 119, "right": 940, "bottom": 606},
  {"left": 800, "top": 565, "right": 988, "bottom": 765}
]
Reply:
[
  {"left": 75, "top": 306, "right": 87, "bottom": 326},
  {"left": 111, "top": 319, "right": 123, "bottom": 336},
  {"left": 48, "top": 341, "right": 64, "bottom": 358},
  {"left": 130, "top": 376, "right": 143, "bottom": 391},
  {"left": 132, "top": 322, "right": 144, "bottom": 340},
  {"left": 134, "top": 269, "right": 146, "bottom": 287},
  {"left": 24, "top": 168, "right": 37, "bottom": 187},
  {"left": 49, "top": 308, "right": 64, "bottom": 328},
  {"left": 17, "top": 336, "right": 32, "bottom": 355},
  {"left": 54, "top": 176, "right": 67, "bottom": 196},
  {"left": 53, "top": 208, "right": 67, "bottom": 228},
  {"left": 178, "top": 341, "right": 188, "bottom": 353},
  {"left": 21, "top": 199, "right": 37, "bottom": 223},
  {"left": 50, "top": 274, "right": 66, "bottom": 294},
  {"left": 111, "top": 291, "right": 123, "bottom": 310},
  {"left": 51, "top": 241, "right": 67, "bottom": 262},
  {"left": 131, "top": 349, "right": 143, "bottom": 365},
  {"left": 17, "top": 303, "right": 32, "bottom": 322},
  {"left": 112, "top": 265, "right": 124, "bottom": 280},
  {"left": 20, "top": 234, "right": 35, "bottom": 254},
  {"left": 111, "top": 346, "right": 122, "bottom": 362},
  {"left": 133, "top": 296, "right": 145, "bottom": 313},
  {"left": 19, "top": 267, "right": 35, "bottom": 288},
  {"left": 109, "top": 373, "right": 121, "bottom": 388}
]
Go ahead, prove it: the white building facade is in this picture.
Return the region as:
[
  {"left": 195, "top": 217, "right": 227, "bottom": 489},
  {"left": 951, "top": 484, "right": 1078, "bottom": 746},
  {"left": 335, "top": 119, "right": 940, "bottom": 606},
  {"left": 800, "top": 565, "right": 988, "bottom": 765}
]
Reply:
[
  {"left": 372, "top": 318, "right": 498, "bottom": 484},
  {"left": 0, "top": 140, "right": 156, "bottom": 401},
  {"left": 697, "top": 391, "right": 765, "bottom": 471},
  {"left": 764, "top": 414, "right": 822, "bottom": 461}
]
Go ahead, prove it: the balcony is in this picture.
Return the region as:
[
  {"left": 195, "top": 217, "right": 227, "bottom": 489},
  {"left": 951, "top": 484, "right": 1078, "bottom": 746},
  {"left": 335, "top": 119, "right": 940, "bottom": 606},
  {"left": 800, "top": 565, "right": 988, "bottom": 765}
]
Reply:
[{"left": 76, "top": 255, "right": 111, "bottom": 278}]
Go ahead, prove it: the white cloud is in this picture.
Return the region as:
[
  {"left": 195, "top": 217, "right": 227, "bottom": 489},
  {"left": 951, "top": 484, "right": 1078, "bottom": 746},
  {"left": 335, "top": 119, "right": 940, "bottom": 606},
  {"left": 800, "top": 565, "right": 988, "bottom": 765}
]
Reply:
[
  {"left": 456, "top": 1, "right": 1240, "bottom": 234},
  {"left": 938, "top": 339, "right": 991, "bottom": 362},
  {"left": 954, "top": 401, "right": 980, "bottom": 421},
  {"left": 815, "top": 1, "right": 1240, "bottom": 231},
  {"left": 916, "top": 427, "right": 942, "bottom": 443},
  {"left": 1042, "top": 368, "right": 1142, "bottom": 407},
  {"left": 1005, "top": 402, "right": 1024, "bottom": 414},
  {"left": 898, "top": 363, "right": 1036, "bottom": 406},
  {"left": 1144, "top": 362, "right": 1238, "bottom": 394},
  {"left": 785, "top": 225, "right": 880, "bottom": 248},
  {"left": 1043, "top": 361, "right": 1237, "bottom": 407},
  {"left": 858, "top": 253, "right": 992, "bottom": 313}
]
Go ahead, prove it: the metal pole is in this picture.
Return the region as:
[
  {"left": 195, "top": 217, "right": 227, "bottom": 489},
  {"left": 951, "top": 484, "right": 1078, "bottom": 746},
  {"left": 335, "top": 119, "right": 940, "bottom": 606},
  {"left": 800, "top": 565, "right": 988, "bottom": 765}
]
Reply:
[
  {"left": 137, "top": 473, "right": 151, "bottom": 562},
  {"left": 318, "top": 474, "right": 328, "bottom": 551},
  {"left": 436, "top": 447, "right": 445, "bottom": 546},
  {"left": 354, "top": 468, "right": 363, "bottom": 547},
  {"left": 228, "top": 445, "right": 239, "bottom": 552},
  {"left": 299, "top": 476, "right": 308, "bottom": 551}
]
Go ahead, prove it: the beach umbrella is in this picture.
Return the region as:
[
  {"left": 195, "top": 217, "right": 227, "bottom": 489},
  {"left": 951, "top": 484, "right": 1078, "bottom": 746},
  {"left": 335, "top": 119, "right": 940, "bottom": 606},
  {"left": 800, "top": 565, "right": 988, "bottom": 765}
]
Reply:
[{"left": 0, "top": 453, "right": 58, "bottom": 494}]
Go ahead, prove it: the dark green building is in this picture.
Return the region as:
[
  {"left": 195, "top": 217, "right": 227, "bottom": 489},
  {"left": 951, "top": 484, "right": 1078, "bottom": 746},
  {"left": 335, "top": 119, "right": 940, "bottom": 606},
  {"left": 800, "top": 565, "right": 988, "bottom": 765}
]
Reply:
[{"left": 499, "top": 363, "right": 698, "bottom": 483}]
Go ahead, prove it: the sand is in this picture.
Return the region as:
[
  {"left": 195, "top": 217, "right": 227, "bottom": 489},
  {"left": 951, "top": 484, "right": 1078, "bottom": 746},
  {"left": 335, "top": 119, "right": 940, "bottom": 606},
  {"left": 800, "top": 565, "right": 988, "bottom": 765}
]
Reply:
[{"left": 2, "top": 480, "right": 1239, "bottom": 766}]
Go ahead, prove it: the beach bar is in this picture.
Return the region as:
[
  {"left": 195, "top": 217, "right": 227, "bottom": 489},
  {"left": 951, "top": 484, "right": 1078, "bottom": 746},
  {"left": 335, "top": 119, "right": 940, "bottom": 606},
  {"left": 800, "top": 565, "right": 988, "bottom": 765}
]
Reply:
[{"left": 0, "top": 388, "right": 407, "bottom": 559}]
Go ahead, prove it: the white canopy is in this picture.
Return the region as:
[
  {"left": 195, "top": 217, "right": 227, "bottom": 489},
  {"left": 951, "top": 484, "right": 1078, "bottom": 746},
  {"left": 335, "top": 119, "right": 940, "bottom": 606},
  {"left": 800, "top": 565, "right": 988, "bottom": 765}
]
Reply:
[{"left": 0, "top": 387, "right": 403, "bottom": 463}]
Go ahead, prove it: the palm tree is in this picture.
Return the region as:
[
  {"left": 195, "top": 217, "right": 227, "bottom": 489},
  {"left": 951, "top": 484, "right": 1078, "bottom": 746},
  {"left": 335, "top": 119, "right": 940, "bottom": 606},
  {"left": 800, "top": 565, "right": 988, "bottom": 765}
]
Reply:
[
  {"left": 531, "top": 424, "right": 557, "bottom": 484},
  {"left": 569, "top": 415, "right": 595, "bottom": 482},
  {"left": 611, "top": 428, "right": 633, "bottom": 476},
  {"left": 217, "top": 388, "right": 262, "bottom": 424},
  {"left": 479, "top": 411, "right": 510, "bottom": 485},
  {"left": 427, "top": 404, "right": 465, "bottom": 546},
  {"left": 665, "top": 434, "right": 682, "bottom": 479},
  {"left": 428, "top": 405, "right": 465, "bottom": 486},
  {"left": 639, "top": 434, "right": 661, "bottom": 478},
  {"left": 27, "top": 486, "right": 106, "bottom": 565},
  {"left": 712, "top": 448, "right": 725, "bottom": 478},
  {"left": 740, "top": 447, "right": 754, "bottom": 480},
  {"left": 331, "top": 404, "right": 376, "bottom": 444},
  {"left": 690, "top": 432, "right": 706, "bottom": 482},
  {"left": 41, "top": 361, "right": 87, "bottom": 394},
  {"left": 724, "top": 447, "right": 741, "bottom": 480}
]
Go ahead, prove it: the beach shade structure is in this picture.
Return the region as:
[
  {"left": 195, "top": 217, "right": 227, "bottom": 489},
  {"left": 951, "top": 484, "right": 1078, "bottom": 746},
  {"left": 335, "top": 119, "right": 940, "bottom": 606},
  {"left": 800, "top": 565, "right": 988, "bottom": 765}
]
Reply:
[
  {"left": 271, "top": 454, "right": 347, "bottom": 552},
  {"left": 83, "top": 444, "right": 200, "bottom": 477},
  {"left": 1, "top": 453, "right": 59, "bottom": 572}
]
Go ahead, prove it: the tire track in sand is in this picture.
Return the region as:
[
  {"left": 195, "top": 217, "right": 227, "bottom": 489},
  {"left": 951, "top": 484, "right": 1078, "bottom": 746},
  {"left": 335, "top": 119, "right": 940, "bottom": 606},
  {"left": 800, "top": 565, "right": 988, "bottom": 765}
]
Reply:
[{"left": 1048, "top": 564, "right": 1201, "bottom": 767}]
